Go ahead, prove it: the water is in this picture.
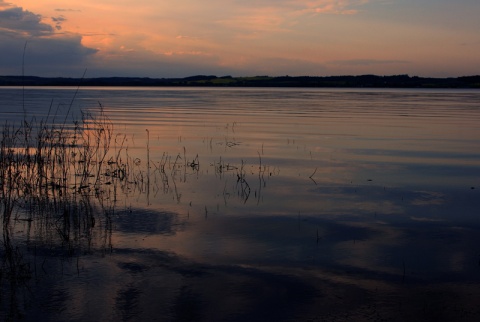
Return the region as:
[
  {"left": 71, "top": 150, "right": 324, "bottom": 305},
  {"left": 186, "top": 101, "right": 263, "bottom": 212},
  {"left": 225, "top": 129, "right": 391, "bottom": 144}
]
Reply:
[{"left": 1, "top": 87, "right": 480, "bottom": 321}]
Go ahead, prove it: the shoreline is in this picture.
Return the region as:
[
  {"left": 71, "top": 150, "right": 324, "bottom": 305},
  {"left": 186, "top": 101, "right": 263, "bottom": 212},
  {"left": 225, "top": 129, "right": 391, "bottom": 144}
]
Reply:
[{"left": 1, "top": 74, "right": 480, "bottom": 88}]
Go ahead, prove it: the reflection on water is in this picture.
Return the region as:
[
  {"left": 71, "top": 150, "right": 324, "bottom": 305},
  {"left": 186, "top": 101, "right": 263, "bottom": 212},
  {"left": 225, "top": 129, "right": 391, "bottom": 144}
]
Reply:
[{"left": 1, "top": 87, "right": 480, "bottom": 321}]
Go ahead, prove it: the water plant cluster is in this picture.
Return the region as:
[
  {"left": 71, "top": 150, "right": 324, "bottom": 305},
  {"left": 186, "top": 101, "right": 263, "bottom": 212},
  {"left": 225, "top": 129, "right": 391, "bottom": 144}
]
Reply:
[
  {"left": 0, "top": 101, "right": 273, "bottom": 320},
  {"left": 0, "top": 105, "right": 133, "bottom": 319}
]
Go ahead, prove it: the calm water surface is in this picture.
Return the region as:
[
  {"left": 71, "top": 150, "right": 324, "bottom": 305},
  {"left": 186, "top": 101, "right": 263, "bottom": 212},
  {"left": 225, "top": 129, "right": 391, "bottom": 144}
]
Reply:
[{"left": 1, "top": 87, "right": 480, "bottom": 321}]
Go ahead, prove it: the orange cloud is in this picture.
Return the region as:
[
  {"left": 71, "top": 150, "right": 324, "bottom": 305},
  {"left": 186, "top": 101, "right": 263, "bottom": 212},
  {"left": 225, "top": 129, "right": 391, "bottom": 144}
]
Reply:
[
  {"left": 294, "top": 0, "right": 369, "bottom": 15},
  {"left": 4, "top": 0, "right": 479, "bottom": 77}
]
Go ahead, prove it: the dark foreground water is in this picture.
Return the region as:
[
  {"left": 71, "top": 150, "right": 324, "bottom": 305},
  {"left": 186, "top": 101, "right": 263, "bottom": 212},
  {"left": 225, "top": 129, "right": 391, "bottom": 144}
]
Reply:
[{"left": 1, "top": 87, "right": 480, "bottom": 321}]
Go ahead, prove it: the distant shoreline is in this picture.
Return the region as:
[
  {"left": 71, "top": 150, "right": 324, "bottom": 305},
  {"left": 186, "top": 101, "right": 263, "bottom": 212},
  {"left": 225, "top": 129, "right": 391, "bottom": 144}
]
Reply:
[{"left": 1, "top": 74, "right": 479, "bottom": 88}]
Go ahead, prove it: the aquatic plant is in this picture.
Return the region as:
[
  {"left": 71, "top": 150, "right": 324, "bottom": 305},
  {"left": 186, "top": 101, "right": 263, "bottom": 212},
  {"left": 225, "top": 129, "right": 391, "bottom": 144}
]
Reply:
[
  {"left": 0, "top": 104, "right": 126, "bottom": 319},
  {"left": 0, "top": 93, "right": 277, "bottom": 320}
]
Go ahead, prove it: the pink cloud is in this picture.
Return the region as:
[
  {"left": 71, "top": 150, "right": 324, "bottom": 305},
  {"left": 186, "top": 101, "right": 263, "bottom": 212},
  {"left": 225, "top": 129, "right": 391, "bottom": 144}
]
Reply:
[{"left": 295, "top": 0, "right": 369, "bottom": 15}]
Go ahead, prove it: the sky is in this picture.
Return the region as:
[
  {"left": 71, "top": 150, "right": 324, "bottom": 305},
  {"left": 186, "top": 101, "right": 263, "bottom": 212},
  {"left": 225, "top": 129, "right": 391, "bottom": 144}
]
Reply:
[{"left": 1, "top": 0, "right": 479, "bottom": 78}]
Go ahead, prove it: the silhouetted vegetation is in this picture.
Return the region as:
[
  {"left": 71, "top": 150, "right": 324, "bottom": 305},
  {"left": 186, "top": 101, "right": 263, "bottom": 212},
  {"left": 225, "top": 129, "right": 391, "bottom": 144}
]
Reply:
[{"left": 1, "top": 74, "right": 480, "bottom": 88}]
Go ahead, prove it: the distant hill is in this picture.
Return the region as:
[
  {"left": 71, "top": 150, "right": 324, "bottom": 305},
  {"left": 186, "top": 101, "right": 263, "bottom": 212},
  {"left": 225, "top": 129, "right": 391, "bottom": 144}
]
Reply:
[{"left": 1, "top": 74, "right": 479, "bottom": 88}]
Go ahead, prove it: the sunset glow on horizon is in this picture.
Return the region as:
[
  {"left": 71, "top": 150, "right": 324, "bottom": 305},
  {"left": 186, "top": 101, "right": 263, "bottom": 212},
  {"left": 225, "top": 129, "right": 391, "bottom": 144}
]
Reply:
[{"left": 1, "top": 0, "right": 479, "bottom": 78}]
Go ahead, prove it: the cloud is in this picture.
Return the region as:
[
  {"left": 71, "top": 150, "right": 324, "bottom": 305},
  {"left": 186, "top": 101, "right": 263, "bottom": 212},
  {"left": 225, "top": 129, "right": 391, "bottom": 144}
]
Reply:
[
  {"left": 230, "top": 0, "right": 369, "bottom": 14},
  {"left": 216, "top": 9, "right": 288, "bottom": 34},
  {"left": 329, "top": 59, "right": 410, "bottom": 66},
  {"left": 175, "top": 35, "right": 199, "bottom": 40},
  {"left": 85, "top": 48, "right": 232, "bottom": 78},
  {"left": 0, "top": 3, "right": 97, "bottom": 76},
  {"left": 0, "top": 0, "right": 12, "bottom": 7},
  {"left": 0, "top": 6, "right": 53, "bottom": 36},
  {"left": 213, "top": 0, "right": 370, "bottom": 37},
  {"left": 55, "top": 8, "right": 82, "bottom": 13},
  {"left": 291, "top": 0, "right": 369, "bottom": 15},
  {"left": 27, "top": 35, "right": 97, "bottom": 64},
  {"left": 51, "top": 15, "right": 67, "bottom": 30}
]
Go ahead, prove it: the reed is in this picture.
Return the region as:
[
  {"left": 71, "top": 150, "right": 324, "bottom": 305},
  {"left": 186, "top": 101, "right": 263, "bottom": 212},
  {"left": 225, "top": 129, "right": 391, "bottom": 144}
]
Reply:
[
  {"left": 0, "top": 104, "right": 126, "bottom": 239},
  {"left": 0, "top": 96, "right": 276, "bottom": 318},
  {"left": 0, "top": 103, "right": 129, "bottom": 318},
  {"left": 236, "top": 159, "right": 251, "bottom": 203}
]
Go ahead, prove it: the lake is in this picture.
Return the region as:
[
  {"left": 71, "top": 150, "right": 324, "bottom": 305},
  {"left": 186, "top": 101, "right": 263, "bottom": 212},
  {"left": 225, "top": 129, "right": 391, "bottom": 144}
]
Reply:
[{"left": 1, "top": 86, "right": 480, "bottom": 321}]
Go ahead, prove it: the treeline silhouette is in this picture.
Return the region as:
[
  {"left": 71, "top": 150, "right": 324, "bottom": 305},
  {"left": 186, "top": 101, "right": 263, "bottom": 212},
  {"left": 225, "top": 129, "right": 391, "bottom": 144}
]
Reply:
[{"left": 1, "top": 74, "right": 479, "bottom": 88}]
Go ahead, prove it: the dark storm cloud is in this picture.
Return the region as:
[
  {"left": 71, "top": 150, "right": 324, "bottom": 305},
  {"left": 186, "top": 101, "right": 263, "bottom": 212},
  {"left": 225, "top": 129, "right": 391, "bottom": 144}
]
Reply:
[
  {"left": 0, "top": 6, "right": 53, "bottom": 36},
  {"left": 26, "top": 35, "right": 97, "bottom": 65},
  {"left": 0, "top": 3, "right": 97, "bottom": 76}
]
